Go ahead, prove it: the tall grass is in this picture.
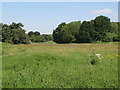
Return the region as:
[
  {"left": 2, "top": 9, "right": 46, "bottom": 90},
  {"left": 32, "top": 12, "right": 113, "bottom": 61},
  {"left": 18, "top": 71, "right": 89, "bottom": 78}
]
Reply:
[{"left": 2, "top": 43, "right": 118, "bottom": 88}]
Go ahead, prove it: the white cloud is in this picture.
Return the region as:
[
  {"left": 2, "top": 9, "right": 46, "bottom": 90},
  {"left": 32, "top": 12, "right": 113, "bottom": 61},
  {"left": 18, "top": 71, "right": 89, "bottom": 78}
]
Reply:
[{"left": 91, "top": 9, "right": 112, "bottom": 14}]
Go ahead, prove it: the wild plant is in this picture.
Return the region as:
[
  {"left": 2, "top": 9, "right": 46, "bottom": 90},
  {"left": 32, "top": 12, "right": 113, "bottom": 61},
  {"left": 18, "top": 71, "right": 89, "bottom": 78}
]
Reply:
[{"left": 90, "top": 48, "right": 102, "bottom": 65}]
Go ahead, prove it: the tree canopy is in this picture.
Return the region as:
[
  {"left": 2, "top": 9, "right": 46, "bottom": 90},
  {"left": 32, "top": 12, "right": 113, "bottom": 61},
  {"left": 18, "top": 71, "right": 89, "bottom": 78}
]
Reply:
[
  {"left": 53, "top": 15, "right": 119, "bottom": 43},
  {"left": 2, "top": 22, "right": 52, "bottom": 44},
  {"left": 1, "top": 15, "right": 119, "bottom": 44},
  {"left": 53, "top": 21, "right": 81, "bottom": 43}
]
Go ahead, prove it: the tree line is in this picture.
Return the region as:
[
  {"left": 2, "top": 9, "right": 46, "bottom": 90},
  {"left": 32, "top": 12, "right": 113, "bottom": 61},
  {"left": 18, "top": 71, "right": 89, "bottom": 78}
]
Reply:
[
  {"left": 53, "top": 15, "right": 119, "bottom": 43},
  {"left": 0, "top": 15, "right": 119, "bottom": 44},
  {"left": 1, "top": 22, "right": 53, "bottom": 44}
]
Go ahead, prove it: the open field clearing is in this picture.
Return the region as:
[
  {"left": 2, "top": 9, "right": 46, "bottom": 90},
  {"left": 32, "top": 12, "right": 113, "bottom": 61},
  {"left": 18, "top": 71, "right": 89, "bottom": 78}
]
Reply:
[{"left": 2, "top": 43, "right": 118, "bottom": 88}]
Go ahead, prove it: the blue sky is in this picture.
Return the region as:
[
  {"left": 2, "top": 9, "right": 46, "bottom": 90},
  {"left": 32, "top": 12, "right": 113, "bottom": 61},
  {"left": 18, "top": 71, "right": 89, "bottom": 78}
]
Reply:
[{"left": 2, "top": 2, "right": 118, "bottom": 34}]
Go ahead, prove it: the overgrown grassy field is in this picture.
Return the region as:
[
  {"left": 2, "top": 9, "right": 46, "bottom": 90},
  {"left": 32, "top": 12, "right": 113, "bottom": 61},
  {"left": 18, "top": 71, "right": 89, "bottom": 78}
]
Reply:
[{"left": 2, "top": 42, "right": 118, "bottom": 88}]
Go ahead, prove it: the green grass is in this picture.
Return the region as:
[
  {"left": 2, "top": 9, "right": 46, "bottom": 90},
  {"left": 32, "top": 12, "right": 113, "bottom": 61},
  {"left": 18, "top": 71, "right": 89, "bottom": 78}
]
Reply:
[{"left": 2, "top": 42, "right": 118, "bottom": 88}]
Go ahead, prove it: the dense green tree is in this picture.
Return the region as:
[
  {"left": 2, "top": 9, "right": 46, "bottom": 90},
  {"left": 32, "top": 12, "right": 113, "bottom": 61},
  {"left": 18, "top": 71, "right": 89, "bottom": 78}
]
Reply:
[
  {"left": 34, "top": 35, "right": 45, "bottom": 43},
  {"left": 53, "top": 15, "right": 116, "bottom": 43},
  {"left": 63, "top": 21, "right": 81, "bottom": 42},
  {"left": 2, "top": 24, "right": 13, "bottom": 43},
  {"left": 111, "top": 22, "right": 120, "bottom": 42},
  {"left": 53, "top": 21, "right": 81, "bottom": 43},
  {"left": 34, "top": 31, "right": 40, "bottom": 36},
  {"left": 53, "top": 22, "right": 66, "bottom": 43},
  {"left": 110, "top": 22, "right": 118, "bottom": 33},
  {"left": 56, "top": 27, "right": 74, "bottom": 43},
  {"left": 12, "top": 28, "right": 30, "bottom": 44},
  {"left": 28, "top": 31, "right": 45, "bottom": 43},
  {"left": 42, "top": 34, "right": 53, "bottom": 41},
  {"left": 76, "top": 21, "right": 95, "bottom": 43},
  {"left": 2, "top": 22, "right": 30, "bottom": 44},
  {"left": 94, "top": 15, "right": 111, "bottom": 41},
  {"left": 10, "top": 22, "right": 24, "bottom": 29},
  {"left": 28, "top": 31, "right": 34, "bottom": 36},
  {"left": 106, "top": 22, "right": 119, "bottom": 42}
]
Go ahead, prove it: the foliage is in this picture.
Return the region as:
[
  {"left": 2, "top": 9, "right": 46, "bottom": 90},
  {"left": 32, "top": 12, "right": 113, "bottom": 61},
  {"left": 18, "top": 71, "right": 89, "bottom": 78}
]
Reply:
[
  {"left": 53, "top": 15, "right": 119, "bottom": 43},
  {"left": 2, "top": 22, "right": 52, "bottom": 44},
  {"left": 76, "top": 20, "right": 95, "bottom": 43},
  {"left": 42, "top": 34, "right": 53, "bottom": 42},
  {"left": 94, "top": 15, "right": 111, "bottom": 41},
  {"left": 2, "top": 22, "right": 30, "bottom": 44},
  {"left": 53, "top": 22, "right": 67, "bottom": 43},
  {"left": 28, "top": 31, "right": 45, "bottom": 43},
  {"left": 1, "top": 15, "right": 119, "bottom": 44},
  {"left": 53, "top": 21, "right": 81, "bottom": 43}
]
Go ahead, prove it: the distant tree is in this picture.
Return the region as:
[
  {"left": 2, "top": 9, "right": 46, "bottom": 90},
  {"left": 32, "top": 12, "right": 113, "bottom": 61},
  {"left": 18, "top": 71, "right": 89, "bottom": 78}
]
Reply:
[
  {"left": 28, "top": 31, "right": 34, "bottom": 36},
  {"left": 28, "top": 31, "right": 45, "bottom": 43},
  {"left": 2, "top": 24, "right": 13, "bottom": 43},
  {"left": 76, "top": 20, "right": 95, "bottom": 43},
  {"left": 111, "top": 22, "right": 120, "bottom": 42},
  {"left": 10, "top": 22, "right": 24, "bottom": 29},
  {"left": 42, "top": 34, "right": 53, "bottom": 41},
  {"left": 56, "top": 27, "right": 74, "bottom": 43},
  {"left": 94, "top": 15, "right": 111, "bottom": 41},
  {"left": 12, "top": 28, "right": 30, "bottom": 44},
  {"left": 105, "top": 22, "right": 119, "bottom": 42},
  {"left": 2, "top": 15, "right": 119, "bottom": 44},
  {"left": 64, "top": 21, "right": 81, "bottom": 42},
  {"left": 34, "top": 31, "right": 40, "bottom": 36},
  {"left": 53, "top": 21, "right": 81, "bottom": 43},
  {"left": 34, "top": 35, "right": 45, "bottom": 43},
  {"left": 110, "top": 22, "right": 118, "bottom": 33},
  {"left": 53, "top": 22, "right": 66, "bottom": 43},
  {"left": 2, "top": 22, "right": 30, "bottom": 44}
]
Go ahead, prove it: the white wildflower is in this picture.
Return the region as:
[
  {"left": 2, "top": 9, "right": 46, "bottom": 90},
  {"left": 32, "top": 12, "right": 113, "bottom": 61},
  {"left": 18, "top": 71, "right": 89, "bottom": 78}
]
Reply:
[{"left": 95, "top": 54, "right": 102, "bottom": 60}]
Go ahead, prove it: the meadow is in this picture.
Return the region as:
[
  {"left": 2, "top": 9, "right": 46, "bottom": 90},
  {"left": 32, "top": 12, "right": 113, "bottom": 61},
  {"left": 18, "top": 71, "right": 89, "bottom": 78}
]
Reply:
[{"left": 2, "top": 42, "right": 118, "bottom": 88}]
